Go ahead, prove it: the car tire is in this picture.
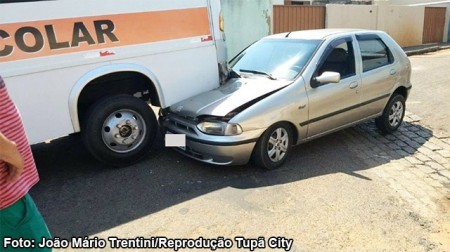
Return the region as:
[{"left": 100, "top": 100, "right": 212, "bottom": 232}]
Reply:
[
  {"left": 375, "top": 94, "right": 406, "bottom": 134},
  {"left": 252, "top": 122, "right": 293, "bottom": 170},
  {"left": 82, "top": 94, "right": 157, "bottom": 167}
]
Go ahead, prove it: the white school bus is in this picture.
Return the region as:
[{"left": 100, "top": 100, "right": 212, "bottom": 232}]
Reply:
[{"left": 0, "top": 0, "right": 227, "bottom": 165}]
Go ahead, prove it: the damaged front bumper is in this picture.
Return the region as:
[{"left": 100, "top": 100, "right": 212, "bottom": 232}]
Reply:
[{"left": 161, "top": 113, "right": 264, "bottom": 165}]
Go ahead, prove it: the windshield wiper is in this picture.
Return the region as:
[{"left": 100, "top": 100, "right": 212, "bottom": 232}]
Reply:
[{"left": 240, "top": 69, "right": 277, "bottom": 80}]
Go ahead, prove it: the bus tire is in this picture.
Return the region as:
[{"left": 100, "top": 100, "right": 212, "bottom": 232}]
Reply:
[{"left": 82, "top": 94, "right": 157, "bottom": 167}]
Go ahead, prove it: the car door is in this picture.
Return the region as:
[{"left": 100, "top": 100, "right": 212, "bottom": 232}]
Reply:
[
  {"left": 305, "top": 36, "right": 362, "bottom": 138},
  {"left": 355, "top": 33, "right": 397, "bottom": 118}
]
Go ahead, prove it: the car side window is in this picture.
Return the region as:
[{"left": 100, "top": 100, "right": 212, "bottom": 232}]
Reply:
[
  {"left": 357, "top": 35, "right": 394, "bottom": 72},
  {"left": 317, "top": 40, "right": 356, "bottom": 80}
]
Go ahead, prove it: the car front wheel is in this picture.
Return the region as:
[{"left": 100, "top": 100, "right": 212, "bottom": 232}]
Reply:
[
  {"left": 375, "top": 94, "right": 406, "bottom": 133},
  {"left": 252, "top": 123, "right": 293, "bottom": 170}
]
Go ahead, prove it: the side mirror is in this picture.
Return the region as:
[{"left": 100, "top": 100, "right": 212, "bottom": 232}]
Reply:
[{"left": 311, "top": 71, "right": 341, "bottom": 88}]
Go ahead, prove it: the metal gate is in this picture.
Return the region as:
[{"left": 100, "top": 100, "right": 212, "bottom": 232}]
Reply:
[
  {"left": 423, "top": 7, "right": 446, "bottom": 44},
  {"left": 273, "top": 5, "right": 325, "bottom": 34}
]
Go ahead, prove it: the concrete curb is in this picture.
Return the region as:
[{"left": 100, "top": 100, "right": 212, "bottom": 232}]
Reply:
[{"left": 404, "top": 43, "right": 450, "bottom": 56}]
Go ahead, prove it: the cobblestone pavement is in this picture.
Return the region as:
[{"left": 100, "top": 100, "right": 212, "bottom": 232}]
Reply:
[{"left": 344, "top": 111, "right": 450, "bottom": 251}]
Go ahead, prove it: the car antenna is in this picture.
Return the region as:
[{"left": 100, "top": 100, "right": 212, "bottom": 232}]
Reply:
[{"left": 285, "top": 32, "right": 292, "bottom": 38}]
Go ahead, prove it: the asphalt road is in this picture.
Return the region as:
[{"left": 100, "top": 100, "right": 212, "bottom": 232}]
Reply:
[
  {"left": 28, "top": 51, "right": 450, "bottom": 251},
  {"left": 407, "top": 49, "right": 450, "bottom": 134}
]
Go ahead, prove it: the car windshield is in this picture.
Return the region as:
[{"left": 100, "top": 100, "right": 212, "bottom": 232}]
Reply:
[{"left": 230, "top": 39, "right": 321, "bottom": 80}]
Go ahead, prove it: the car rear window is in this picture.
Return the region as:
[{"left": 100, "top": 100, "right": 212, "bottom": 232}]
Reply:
[{"left": 357, "top": 35, "right": 394, "bottom": 72}]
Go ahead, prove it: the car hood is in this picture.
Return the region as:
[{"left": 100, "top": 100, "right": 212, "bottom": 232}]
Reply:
[{"left": 169, "top": 78, "right": 292, "bottom": 118}]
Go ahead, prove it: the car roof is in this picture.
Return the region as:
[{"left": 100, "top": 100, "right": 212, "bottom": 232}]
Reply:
[{"left": 267, "top": 28, "right": 368, "bottom": 40}]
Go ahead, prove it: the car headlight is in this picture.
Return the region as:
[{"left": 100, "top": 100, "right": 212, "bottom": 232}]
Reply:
[{"left": 197, "top": 121, "right": 243, "bottom": 136}]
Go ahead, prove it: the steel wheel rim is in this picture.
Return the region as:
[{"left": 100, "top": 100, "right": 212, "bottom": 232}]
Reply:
[
  {"left": 388, "top": 101, "right": 403, "bottom": 127},
  {"left": 101, "top": 109, "right": 147, "bottom": 153},
  {"left": 267, "top": 128, "right": 289, "bottom": 162}
]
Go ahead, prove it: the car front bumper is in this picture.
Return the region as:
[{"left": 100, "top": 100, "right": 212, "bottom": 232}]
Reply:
[{"left": 162, "top": 113, "right": 264, "bottom": 166}]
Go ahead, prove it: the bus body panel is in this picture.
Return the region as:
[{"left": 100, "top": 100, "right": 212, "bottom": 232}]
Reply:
[{"left": 0, "top": 0, "right": 226, "bottom": 146}]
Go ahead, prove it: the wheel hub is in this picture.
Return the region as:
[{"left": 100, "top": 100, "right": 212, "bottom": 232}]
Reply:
[
  {"left": 119, "top": 125, "right": 132, "bottom": 138},
  {"left": 102, "top": 110, "right": 146, "bottom": 153},
  {"left": 267, "top": 128, "right": 289, "bottom": 162},
  {"left": 388, "top": 101, "right": 404, "bottom": 127}
]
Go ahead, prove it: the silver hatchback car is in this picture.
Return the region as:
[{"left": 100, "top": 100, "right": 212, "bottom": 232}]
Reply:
[{"left": 161, "top": 29, "right": 411, "bottom": 169}]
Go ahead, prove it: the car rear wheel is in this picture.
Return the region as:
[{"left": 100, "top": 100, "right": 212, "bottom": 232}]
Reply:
[
  {"left": 252, "top": 122, "right": 293, "bottom": 170},
  {"left": 375, "top": 94, "right": 405, "bottom": 134},
  {"left": 82, "top": 94, "right": 157, "bottom": 166}
]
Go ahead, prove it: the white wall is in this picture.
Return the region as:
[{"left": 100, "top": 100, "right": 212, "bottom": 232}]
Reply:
[
  {"left": 377, "top": 0, "right": 450, "bottom": 42},
  {"left": 222, "top": 0, "right": 284, "bottom": 59},
  {"left": 326, "top": 5, "right": 378, "bottom": 29},
  {"left": 377, "top": 5, "right": 425, "bottom": 46},
  {"left": 377, "top": 0, "right": 450, "bottom": 4},
  {"left": 327, "top": 4, "right": 425, "bottom": 46}
]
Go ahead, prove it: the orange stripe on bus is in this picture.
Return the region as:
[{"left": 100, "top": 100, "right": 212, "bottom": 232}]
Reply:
[{"left": 0, "top": 8, "right": 211, "bottom": 62}]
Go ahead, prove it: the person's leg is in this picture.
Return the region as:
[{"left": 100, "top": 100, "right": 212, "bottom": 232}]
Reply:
[{"left": 0, "top": 194, "right": 51, "bottom": 251}]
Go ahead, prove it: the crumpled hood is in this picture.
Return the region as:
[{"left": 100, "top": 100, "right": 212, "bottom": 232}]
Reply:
[{"left": 169, "top": 78, "right": 292, "bottom": 118}]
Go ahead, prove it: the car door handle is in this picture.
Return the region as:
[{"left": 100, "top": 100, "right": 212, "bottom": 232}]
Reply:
[
  {"left": 349, "top": 81, "right": 359, "bottom": 89},
  {"left": 390, "top": 69, "right": 397, "bottom": 75}
]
